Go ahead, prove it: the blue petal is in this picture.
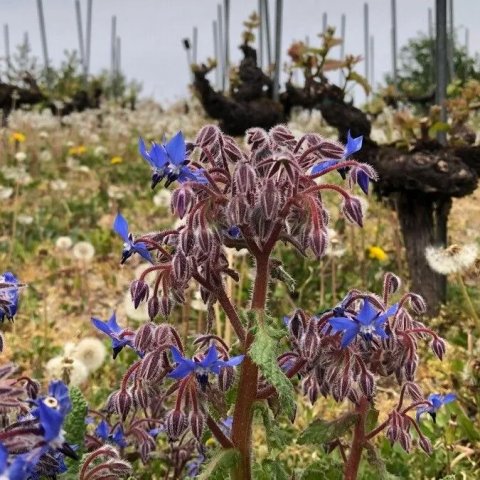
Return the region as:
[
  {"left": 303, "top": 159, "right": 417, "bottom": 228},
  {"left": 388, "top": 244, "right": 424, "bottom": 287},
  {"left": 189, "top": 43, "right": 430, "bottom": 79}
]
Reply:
[
  {"left": 0, "top": 444, "right": 8, "bottom": 471},
  {"left": 201, "top": 345, "right": 219, "bottom": 368},
  {"left": 107, "top": 312, "right": 122, "bottom": 332},
  {"left": 329, "top": 317, "right": 356, "bottom": 332},
  {"left": 92, "top": 318, "right": 114, "bottom": 337},
  {"left": 113, "top": 214, "right": 130, "bottom": 242},
  {"left": 374, "top": 326, "right": 388, "bottom": 339},
  {"left": 340, "top": 326, "right": 359, "bottom": 347},
  {"left": 38, "top": 401, "right": 63, "bottom": 442},
  {"left": 170, "top": 346, "right": 185, "bottom": 364},
  {"left": 357, "top": 300, "right": 378, "bottom": 326},
  {"left": 168, "top": 362, "right": 195, "bottom": 379},
  {"left": 48, "top": 380, "right": 71, "bottom": 415},
  {"left": 416, "top": 406, "right": 428, "bottom": 422},
  {"left": 344, "top": 131, "right": 363, "bottom": 158},
  {"left": 133, "top": 242, "right": 153, "bottom": 263},
  {"left": 357, "top": 171, "right": 370, "bottom": 195},
  {"left": 150, "top": 143, "right": 168, "bottom": 168},
  {"left": 95, "top": 420, "right": 109, "bottom": 440},
  {"left": 375, "top": 303, "right": 399, "bottom": 327},
  {"left": 221, "top": 354, "right": 245, "bottom": 367},
  {"left": 311, "top": 159, "right": 339, "bottom": 175},
  {"left": 165, "top": 131, "right": 186, "bottom": 165},
  {"left": 443, "top": 393, "right": 457, "bottom": 404},
  {"left": 112, "top": 426, "right": 127, "bottom": 447},
  {"left": 139, "top": 138, "right": 153, "bottom": 165}
]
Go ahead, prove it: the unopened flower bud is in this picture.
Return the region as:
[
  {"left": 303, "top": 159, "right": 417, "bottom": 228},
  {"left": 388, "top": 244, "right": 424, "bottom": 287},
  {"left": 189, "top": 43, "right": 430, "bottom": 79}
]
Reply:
[
  {"left": 189, "top": 411, "right": 205, "bottom": 440},
  {"left": 148, "top": 296, "right": 160, "bottom": 321},
  {"left": 166, "top": 409, "right": 188, "bottom": 440},
  {"left": 131, "top": 279, "right": 149, "bottom": 308},
  {"left": 134, "top": 322, "right": 155, "bottom": 352},
  {"left": 431, "top": 336, "right": 446, "bottom": 360},
  {"left": 342, "top": 196, "right": 364, "bottom": 227}
]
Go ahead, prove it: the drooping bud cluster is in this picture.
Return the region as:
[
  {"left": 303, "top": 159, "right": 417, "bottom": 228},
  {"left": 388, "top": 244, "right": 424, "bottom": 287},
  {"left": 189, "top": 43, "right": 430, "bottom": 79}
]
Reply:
[
  {"left": 124, "top": 124, "right": 373, "bottom": 324},
  {"left": 282, "top": 272, "right": 448, "bottom": 452}
]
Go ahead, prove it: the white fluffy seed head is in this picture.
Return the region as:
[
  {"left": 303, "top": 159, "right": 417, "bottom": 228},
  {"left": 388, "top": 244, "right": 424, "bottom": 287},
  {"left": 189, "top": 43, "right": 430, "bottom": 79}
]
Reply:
[
  {"left": 425, "top": 243, "right": 478, "bottom": 275},
  {"left": 45, "top": 355, "right": 88, "bottom": 386},
  {"left": 72, "top": 241, "right": 95, "bottom": 261},
  {"left": 72, "top": 337, "right": 107, "bottom": 373}
]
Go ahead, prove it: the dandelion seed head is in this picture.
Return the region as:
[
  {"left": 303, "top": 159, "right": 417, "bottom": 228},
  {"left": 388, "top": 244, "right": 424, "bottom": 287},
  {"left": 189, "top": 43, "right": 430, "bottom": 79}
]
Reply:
[
  {"left": 46, "top": 355, "right": 88, "bottom": 386},
  {"left": 425, "top": 243, "right": 478, "bottom": 275},
  {"left": 56, "top": 236, "right": 73, "bottom": 250},
  {"left": 73, "top": 337, "right": 107, "bottom": 372},
  {"left": 73, "top": 241, "right": 95, "bottom": 261}
]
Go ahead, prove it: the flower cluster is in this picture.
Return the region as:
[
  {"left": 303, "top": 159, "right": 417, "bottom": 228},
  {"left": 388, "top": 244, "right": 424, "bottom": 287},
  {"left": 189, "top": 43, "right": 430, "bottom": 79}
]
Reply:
[
  {"left": 94, "top": 123, "right": 454, "bottom": 478},
  {"left": 282, "top": 271, "right": 453, "bottom": 453},
  {"left": 0, "top": 368, "right": 77, "bottom": 479}
]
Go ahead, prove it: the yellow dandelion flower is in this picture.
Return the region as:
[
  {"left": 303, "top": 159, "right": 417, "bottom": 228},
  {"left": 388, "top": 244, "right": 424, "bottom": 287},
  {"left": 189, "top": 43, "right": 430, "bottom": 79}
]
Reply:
[
  {"left": 68, "top": 145, "right": 87, "bottom": 156},
  {"left": 110, "top": 155, "right": 123, "bottom": 164},
  {"left": 10, "top": 132, "right": 26, "bottom": 143},
  {"left": 367, "top": 245, "right": 388, "bottom": 261}
]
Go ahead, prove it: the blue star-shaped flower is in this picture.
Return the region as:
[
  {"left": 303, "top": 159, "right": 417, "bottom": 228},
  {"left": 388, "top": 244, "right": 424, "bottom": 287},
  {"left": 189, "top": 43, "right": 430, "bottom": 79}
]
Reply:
[
  {"left": 95, "top": 420, "right": 127, "bottom": 448},
  {"left": 32, "top": 381, "right": 71, "bottom": 419},
  {"left": 140, "top": 132, "right": 206, "bottom": 189},
  {"left": 113, "top": 213, "right": 153, "bottom": 264},
  {"left": 311, "top": 131, "right": 369, "bottom": 193},
  {"left": 329, "top": 299, "right": 399, "bottom": 348},
  {"left": 416, "top": 393, "right": 456, "bottom": 423},
  {"left": 0, "top": 272, "right": 20, "bottom": 322},
  {"left": 37, "top": 400, "right": 65, "bottom": 443},
  {"left": 91, "top": 312, "right": 135, "bottom": 359},
  {"left": 139, "top": 138, "right": 170, "bottom": 189},
  {"left": 168, "top": 345, "right": 244, "bottom": 388}
]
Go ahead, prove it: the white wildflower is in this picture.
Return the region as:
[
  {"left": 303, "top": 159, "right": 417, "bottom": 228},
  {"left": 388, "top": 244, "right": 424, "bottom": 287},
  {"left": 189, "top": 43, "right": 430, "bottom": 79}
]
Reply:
[
  {"left": 50, "top": 179, "right": 68, "bottom": 191},
  {"left": 39, "top": 131, "right": 49, "bottom": 139},
  {"left": 0, "top": 187, "right": 14, "bottom": 200},
  {"left": 17, "top": 214, "right": 33, "bottom": 225},
  {"left": 73, "top": 241, "right": 95, "bottom": 261},
  {"left": 425, "top": 244, "right": 478, "bottom": 275},
  {"left": 39, "top": 150, "right": 52, "bottom": 162},
  {"left": 107, "top": 185, "right": 125, "bottom": 199},
  {"left": 72, "top": 337, "right": 107, "bottom": 373},
  {"left": 14, "top": 152, "right": 27, "bottom": 162}
]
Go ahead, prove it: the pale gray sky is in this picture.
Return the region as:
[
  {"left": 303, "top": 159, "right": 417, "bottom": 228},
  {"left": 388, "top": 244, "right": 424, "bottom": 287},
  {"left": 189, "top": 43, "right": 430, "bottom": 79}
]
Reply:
[{"left": 1, "top": 0, "right": 479, "bottom": 103}]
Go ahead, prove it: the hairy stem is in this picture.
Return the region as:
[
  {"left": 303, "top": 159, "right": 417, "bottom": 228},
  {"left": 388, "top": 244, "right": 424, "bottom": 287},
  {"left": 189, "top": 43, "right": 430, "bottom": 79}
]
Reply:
[
  {"left": 231, "top": 253, "right": 270, "bottom": 480},
  {"left": 344, "top": 397, "right": 369, "bottom": 480}
]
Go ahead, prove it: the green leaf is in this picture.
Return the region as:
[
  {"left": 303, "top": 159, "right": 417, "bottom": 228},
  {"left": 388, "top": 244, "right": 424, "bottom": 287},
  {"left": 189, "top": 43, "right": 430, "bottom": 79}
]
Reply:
[
  {"left": 364, "top": 442, "right": 388, "bottom": 480},
  {"left": 249, "top": 322, "right": 296, "bottom": 417},
  {"left": 301, "top": 459, "right": 343, "bottom": 480},
  {"left": 198, "top": 449, "right": 239, "bottom": 480},
  {"left": 365, "top": 406, "right": 379, "bottom": 433},
  {"left": 63, "top": 386, "right": 88, "bottom": 475},
  {"left": 298, "top": 413, "right": 359, "bottom": 445},
  {"left": 253, "top": 459, "right": 289, "bottom": 480},
  {"left": 254, "top": 403, "right": 292, "bottom": 453}
]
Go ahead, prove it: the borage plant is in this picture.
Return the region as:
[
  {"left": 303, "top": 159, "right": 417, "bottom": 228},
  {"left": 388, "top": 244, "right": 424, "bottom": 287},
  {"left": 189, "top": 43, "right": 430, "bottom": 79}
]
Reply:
[{"left": 96, "top": 124, "right": 454, "bottom": 479}]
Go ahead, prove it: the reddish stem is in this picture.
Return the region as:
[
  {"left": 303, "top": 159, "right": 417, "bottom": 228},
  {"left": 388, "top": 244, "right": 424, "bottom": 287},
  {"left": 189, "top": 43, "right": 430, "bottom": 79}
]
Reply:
[
  {"left": 206, "top": 415, "right": 234, "bottom": 448},
  {"left": 231, "top": 253, "right": 270, "bottom": 480},
  {"left": 344, "top": 397, "right": 369, "bottom": 480}
]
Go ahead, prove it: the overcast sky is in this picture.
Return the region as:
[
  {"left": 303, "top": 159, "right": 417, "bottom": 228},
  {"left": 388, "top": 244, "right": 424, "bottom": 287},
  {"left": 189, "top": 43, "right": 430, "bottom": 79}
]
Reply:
[{"left": 1, "top": 0, "right": 479, "bottom": 103}]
